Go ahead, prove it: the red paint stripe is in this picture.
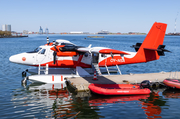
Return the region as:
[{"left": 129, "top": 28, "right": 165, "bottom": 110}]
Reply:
[
  {"left": 52, "top": 75, "right": 54, "bottom": 81},
  {"left": 61, "top": 83, "right": 63, "bottom": 88},
  {"left": 52, "top": 84, "right": 54, "bottom": 90},
  {"left": 61, "top": 75, "right": 63, "bottom": 81}
]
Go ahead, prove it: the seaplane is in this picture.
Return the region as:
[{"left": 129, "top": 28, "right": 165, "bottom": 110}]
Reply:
[{"left": 9, "top": 22, "right": 170, "bottom": 84}]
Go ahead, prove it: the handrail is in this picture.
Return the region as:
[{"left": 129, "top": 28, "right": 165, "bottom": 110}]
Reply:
[
  {"left": 38, "top": 64, "right": 49, "bottom": 75},
  {"left": 116, "top": 64, "right": 122, "bottom": 75}
]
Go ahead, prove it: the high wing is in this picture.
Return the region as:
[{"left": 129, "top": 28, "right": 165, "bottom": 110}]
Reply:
[{"left": 50, "top": 43, "right": 130, "bottom": 56}]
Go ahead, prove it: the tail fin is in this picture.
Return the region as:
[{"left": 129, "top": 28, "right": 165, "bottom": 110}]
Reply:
[{"left": 135, "top": 22, "right": 167, "bottom": 62}]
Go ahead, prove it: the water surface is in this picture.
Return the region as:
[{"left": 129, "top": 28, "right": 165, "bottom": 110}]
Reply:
[{"left": 0, "top": 34, "right": 180, "bottom": 118}]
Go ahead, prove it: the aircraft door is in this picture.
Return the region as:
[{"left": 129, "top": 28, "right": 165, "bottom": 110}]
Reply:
[
  {"left": 36, "top": 49, "right": 47, "bottom": 63},
  {"left": 92, "top": 53, "right": 99, "bottom": 63}
]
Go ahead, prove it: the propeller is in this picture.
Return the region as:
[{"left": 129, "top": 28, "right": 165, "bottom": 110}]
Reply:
[
  {"left": 53, "top": 51, "right": 57, "bottom": 64},
  {"left": 52, "top": 44, "right": 58, "bottom": 64},
  {"left": 110, "top": 52, "right": 114, "bottom": 58}
]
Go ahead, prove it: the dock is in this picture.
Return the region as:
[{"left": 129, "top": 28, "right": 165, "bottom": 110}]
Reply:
[{"left": 66, "top": 71, "right": 179, "bottom": 92}]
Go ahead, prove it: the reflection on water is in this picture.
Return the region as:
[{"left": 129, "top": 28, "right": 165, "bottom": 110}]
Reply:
[
  {"left": 163, "top": 89, "right": 180, "bottom": 99},
  {"left": 11, "top": 83, "right": 75, "bottom": 118},
  {"left": 11, "top": 82, "right": 169, "bottom": 119},
  {"left": 11, "top": 83, "right": 102, "bottom": 118},
  {"left": 140, "top": 92, "right": 166, "bottom": 119},
  {"left": 12, "top": 80, "right": 180, "bottom": 119},
  {"left": 89, "top": 91, "right": 167, "bottom": 119}
]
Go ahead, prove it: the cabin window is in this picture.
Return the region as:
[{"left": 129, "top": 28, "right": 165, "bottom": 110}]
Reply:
[
  {"left": 92, "top": 53, "right": 99, "bottom": 63},
  {"left": 101, "top": 54, "right": 106, "bottom": 57},
  {"left": 84, "top": 53, "right": 88, "bottom": 57}
]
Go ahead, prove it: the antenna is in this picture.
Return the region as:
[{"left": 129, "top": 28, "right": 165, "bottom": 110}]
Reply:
[
  {"left": 45, "top": 26, "right": 49, "bottom": 45},
  {"left": 47, "top": 37, "right": 49, "bottom": 44},
  {"left": 174, "top": 12, "right": 179, "bottom": 34}
]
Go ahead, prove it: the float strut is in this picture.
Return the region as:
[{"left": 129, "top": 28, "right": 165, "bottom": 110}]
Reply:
[
  {"left": 21, "top": 77, "right": 28, "bottom": 85},
  {"left": 22, "top": 71, "right": 27, "bottom": 77}
]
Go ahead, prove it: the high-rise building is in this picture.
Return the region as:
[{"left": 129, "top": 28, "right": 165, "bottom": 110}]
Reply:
[
  {"left": 2, "top": 24, "right": 11, "bottom": 31},
  {"left": 2, "top": 25, "right": 5, "bottom": 31}
]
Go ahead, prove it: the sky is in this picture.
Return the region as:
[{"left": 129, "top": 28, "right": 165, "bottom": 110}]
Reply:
[{"left": 0, "top": 0, "right": 180, "bottom": 33}]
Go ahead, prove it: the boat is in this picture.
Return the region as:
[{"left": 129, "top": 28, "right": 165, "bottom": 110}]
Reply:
[
  {"left": 163, "top": 78, "right": 180, "bottom": 89},
  {"left": 88, "top": 83, "right": 151, "bottom": 95},
  {"left": 89, "top": 95, "right": 150, "bottom": 106},
  {"left": 87, "top": 36, "right": 104, "bottom": 38}
]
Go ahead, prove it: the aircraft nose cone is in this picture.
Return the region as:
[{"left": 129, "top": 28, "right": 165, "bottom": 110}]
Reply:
[
  {"left": 9, "top": 55, "right": 19, "bottom": 63},
  {"left": 9, "top": 53, "right": 28, "bottom": 64},
  {"left": 9, "top": 53, "right": 36, "bottom": 65}
]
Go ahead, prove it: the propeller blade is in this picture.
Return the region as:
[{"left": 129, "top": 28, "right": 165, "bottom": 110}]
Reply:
[{"left": 53, "top": 51, "right": 57, "bottom": 64}]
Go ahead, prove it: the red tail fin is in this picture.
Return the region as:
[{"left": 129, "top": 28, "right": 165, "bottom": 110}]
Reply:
[{"left": 135, "top": 22, "right": 167, "bottom": 62}]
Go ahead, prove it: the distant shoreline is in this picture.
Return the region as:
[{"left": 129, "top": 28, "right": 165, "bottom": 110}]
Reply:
[{"left": 0, "top": 35, "right": 28, "bottom": 38}]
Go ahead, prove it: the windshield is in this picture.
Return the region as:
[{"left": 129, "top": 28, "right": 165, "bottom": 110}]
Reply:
[
  {"left": 34, "top": 47, "right": 42, "bottom": 52},
  {"left": 26, "top": 47, "right": 42, "bottom": 53}
]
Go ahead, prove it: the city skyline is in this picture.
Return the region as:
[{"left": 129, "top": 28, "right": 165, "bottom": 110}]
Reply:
[
  {"left": 1, "top": 24, "right": 146, "bottom": 34},
  {"left": 1, "top": 0, "right": 180, "bottom": 33}
]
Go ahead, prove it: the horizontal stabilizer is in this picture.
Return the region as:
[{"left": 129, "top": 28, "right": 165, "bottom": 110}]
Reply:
[
  {"left": 144, "top": 45, "right": 171, "bottom": 56},
  {"left": 157, "top": 45, "right": 171, "bottom": 56}
]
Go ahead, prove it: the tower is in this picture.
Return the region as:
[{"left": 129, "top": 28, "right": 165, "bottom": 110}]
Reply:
[
  {"left": 45, "top": 27, "right": 49, "bottom": 34},
  {"left": 174, "top": 12, "right": 179, "bottom": 34},
  {"left": 39, "top": 26, "right": 43, "bottom": 34}
]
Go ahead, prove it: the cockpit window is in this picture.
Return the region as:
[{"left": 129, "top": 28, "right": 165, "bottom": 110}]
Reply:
[
  {"left": 34, "top": 47, "right": 42, "bottom": 52},
  {"left": 26, "top": 47, "right": 42, "bottom": 53},
  {"left": 39, "top": 49, "right": 46, "bottom": 54}
]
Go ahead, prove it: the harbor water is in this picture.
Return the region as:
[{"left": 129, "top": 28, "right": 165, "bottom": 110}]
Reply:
[{"left": 0, "top": 35, "right": 180, "bottom": 119}]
